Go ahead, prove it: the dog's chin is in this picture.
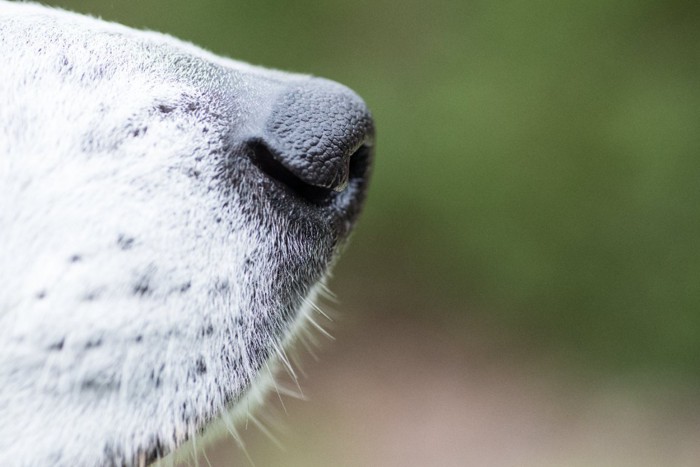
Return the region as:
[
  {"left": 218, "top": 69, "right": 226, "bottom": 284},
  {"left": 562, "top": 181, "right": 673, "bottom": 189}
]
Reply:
[{"left": 154, "top": 281, "right": 327, "bottom": 466}]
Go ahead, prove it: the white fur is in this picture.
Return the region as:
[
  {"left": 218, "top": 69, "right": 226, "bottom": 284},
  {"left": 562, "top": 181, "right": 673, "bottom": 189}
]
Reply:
[{"left": 0, "top": 2, "right": 373, "bottom": 465}]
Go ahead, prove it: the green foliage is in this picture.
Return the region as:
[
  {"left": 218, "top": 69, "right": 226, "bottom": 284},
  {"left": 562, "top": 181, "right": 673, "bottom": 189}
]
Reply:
[{"left": 49, "top": 0, "right": 700, "bottom": 375}]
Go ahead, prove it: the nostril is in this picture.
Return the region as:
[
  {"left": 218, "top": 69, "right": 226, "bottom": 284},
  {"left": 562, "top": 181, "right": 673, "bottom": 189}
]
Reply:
[
  {"left": 248, "top": 139, "right": 372, "bottom": 206},
  {"left": 248, "top": 141, "right": 333, "bottom": 205},
  {"left": 348, "top": 143, "right": 372, "bottom": 183},
  {"left": 328, "top": 143, "right": 371, "bottom": 193}
]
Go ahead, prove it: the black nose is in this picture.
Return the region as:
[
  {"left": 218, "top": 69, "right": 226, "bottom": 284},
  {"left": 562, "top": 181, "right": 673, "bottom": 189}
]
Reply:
[{"left": 247, "top": 80, "right": 374, "bottom": 204}]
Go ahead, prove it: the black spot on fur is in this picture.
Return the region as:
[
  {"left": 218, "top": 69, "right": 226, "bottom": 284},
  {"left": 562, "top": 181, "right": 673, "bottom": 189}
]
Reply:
[
  {"left": 200, "top": 324, "right": 214, "bottom": 337},
  {"left": 85, "top": 338, "right": 102, "bottom": 349},
  {"left": 83, "top": 291, "right": 100, "bottom": 301},
  {"left": 69, "top": 254, "right": 82, "bottom": 263},
  {"left": 57, "top": 55, "right": 73, "bottom": 74},
  {"left": 35, "top": 290, "right": 47, "bottom": 300},
  {"left": 186, "top": 168, "right": 201, "bottom": 179},
  {"left": 48, "top": 339, "right": 65, "bottom": 351},
  {"left": 135, "top": 335, "right": 143, "bottom": 342},
  {"left": 149, "top": 364, "right": 165, "bottom": 388},
  {"left": 130, "top": 126, "right": 148, "bottom": 137},
  {"left": 81, "top": 379, "right": 117, "bottom": 391},
  {"left": 195, "top": 357, "right": 207, "bottom": 375},
  {"left": 179, "top": 281, "right": 191, "bottom": 293},
  {"left": 117, "top": 234, "right": 135, "bottom": 250},
  {"left": 156, "top": 104, "right": 174, "bottom": 114},
  {"left": 133, "top": 275, "right": 151, "bottom": 296}
]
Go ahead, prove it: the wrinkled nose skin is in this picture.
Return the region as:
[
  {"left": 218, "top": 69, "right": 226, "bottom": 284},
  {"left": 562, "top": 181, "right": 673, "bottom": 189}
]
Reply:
[
  {"left": 242, "top": 78, "right": 375, "bottom": 233},
  {"left": 263, "top": 80, "right": 374, "bottom": 191}
]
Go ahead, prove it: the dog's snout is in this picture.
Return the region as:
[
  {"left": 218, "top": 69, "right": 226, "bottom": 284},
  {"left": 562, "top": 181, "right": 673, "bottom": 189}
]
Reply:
[{"left": 247, "top": 80, "right": 374, "bottom": 204}]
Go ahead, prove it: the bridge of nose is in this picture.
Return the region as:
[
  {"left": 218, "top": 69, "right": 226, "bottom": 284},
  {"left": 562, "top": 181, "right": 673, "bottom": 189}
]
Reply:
[{"left": 256, "top": 79, "right": 374, "bottom": 192}]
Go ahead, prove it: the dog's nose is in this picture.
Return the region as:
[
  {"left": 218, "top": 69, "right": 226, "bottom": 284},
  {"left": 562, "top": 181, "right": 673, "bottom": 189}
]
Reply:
[{"left": 247, "top": 79, "right": 374, "bottom": 203}]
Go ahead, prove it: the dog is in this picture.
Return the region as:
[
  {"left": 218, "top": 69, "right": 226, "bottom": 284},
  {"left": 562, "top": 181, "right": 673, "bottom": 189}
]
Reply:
[{"left": 0, "top": 2, "right": 374, "bottom": 465}]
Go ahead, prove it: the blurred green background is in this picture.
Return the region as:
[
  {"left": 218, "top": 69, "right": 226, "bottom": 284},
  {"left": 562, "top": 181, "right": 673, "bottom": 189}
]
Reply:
[{"left": 43, "top": 0, "right": 700, "bottom": 464}]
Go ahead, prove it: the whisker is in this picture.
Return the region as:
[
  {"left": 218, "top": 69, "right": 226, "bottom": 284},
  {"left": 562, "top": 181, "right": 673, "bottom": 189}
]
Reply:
[
  {"left": 265, "top": 361, "right": 288, "bottom": 415},
  {"left": 248, "top": 414, "right": 284, "bottom": 451}
]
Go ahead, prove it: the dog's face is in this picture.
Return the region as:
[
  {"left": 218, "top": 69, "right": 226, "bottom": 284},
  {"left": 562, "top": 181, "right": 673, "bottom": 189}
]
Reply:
[{"left": 0, "top": 3, "right": 373, "bottom": 465}]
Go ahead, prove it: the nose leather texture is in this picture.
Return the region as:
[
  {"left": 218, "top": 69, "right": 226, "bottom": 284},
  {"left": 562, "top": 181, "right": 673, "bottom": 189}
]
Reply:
[{"left": 262, "top": 80, "right": 374, "bottom": 191}]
